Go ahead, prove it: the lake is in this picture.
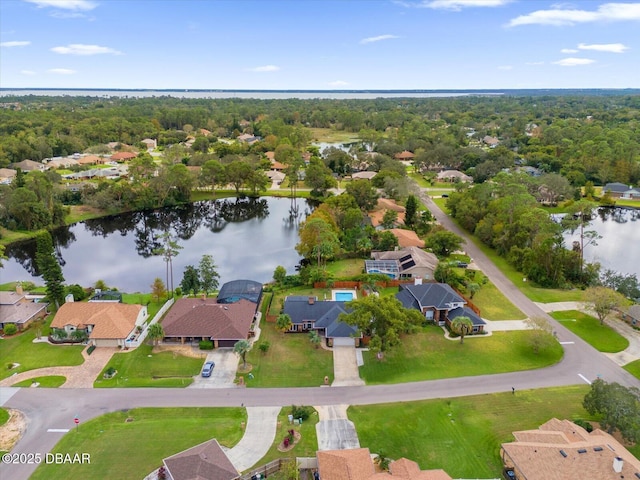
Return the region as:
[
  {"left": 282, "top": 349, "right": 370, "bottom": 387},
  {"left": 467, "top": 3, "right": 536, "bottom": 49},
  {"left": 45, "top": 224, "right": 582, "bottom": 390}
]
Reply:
[{"left": 3, "top": 197, "right": 312, "bottom": 292}]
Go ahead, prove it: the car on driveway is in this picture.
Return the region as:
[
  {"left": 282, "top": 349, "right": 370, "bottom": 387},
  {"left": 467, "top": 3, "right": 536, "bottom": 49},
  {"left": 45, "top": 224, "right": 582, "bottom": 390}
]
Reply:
[{"left": 201, "top": 361, "right": 215, "bottom": 377}]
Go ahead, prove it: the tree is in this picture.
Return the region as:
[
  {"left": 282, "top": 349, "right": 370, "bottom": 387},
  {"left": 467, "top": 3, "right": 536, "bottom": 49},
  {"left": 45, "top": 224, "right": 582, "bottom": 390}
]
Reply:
[
  {"left": 425, "top": 230, "right": 464, "bottom": 257},
  {"left": 345, "top": 179, "right": 379, "bottom": 211},
  {"left": 199, "top": 254, "right": 220, "bottom": 296},
  {"left": 340, "top": 296, "right": 423, "bottom": 354},
  {"left": 151, "top": 277, "right": 167, "bottom": 303},
  {"left": 226, "top": 160, "right": 253, "bottom": 194},
  {"left": 585, "top": 286, "right": 626, "bottom": 325},
  {"left": 273, "top": 265, "right": 287, "bottom": 285},
  {"left": 524, "top": 316, "right": 556, "bottom": 354},
  {"left": 404, "top": 195, "right": 418, "bottom": 226},
  {"left": 0, "top": 244, "right": 6, "bottom": 269},
  {"left": 153, "top": 231, "right": 182, "bottom": 297},
  {"left": 467, "top": 282, "right": 480, "bottom": 299},
  {"left": 94, "top": 279, "right": 109, "bottom": 291},
  {"left": 276, "top": 313, "right": 293, "bottom": 334},
  {"left": 309, "top": 330, "right": 321, "bottom": 349},
  {"left": 147, "top": 323, "right": 165, "bottom": 346},
  {"left": 234, "top": 339, "right": 252, "bottom": 369},
  {"left": 200, "top": 160, "right": 226, "bottom": 198},
  {"left": 451, "top": 316, "right": 473, "bottom": 344},
  {"left": 180, "top": 265, "right": 200, "bottom": 296},
  {"left": 35, "top": 232, "right": 66, "bottom": 309},
  {"left": 583, "top": 379, "right": 640, "bottom": 443},
  {"left": 561, "top": 200, "right": 601, "bottom": 274},
  {"left": 304, "top": 157, "right": 337, "bottom": 197},
  {"left": 296, "top": 217, "right": 340, "bottom": 267}
]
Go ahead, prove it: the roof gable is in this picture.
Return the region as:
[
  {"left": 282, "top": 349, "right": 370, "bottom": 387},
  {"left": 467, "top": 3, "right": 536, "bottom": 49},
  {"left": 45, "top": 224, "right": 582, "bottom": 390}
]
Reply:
[
  {"left": 164, "top": 439, "right": 239, "bottom": 480},
  {"left": 51, "top": 302, "right": 142, "bottom": 339},
  {"left": 398, "top": 283, "right": 464, "bottom": 310}
]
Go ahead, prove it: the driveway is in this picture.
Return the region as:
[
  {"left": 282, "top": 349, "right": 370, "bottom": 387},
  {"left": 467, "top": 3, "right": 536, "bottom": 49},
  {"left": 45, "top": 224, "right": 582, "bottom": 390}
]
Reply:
[
  {"left": 188, "top": 349, "right": 239, "bottom": 388},
  {"left": 332, "top": 345, "right": 365, "bottom": 387},
  {"left": 315, "top": 405, "right": 360, "bottom": 450},
  {"left": 224, "top": 406, "right": 280, "bottom": 472}
]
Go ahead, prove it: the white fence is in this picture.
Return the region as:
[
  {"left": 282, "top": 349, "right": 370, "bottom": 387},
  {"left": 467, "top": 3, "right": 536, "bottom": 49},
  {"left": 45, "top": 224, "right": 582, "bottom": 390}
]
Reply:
[{"left": 125, "top": 297, "right": 174, "bottom": 348}]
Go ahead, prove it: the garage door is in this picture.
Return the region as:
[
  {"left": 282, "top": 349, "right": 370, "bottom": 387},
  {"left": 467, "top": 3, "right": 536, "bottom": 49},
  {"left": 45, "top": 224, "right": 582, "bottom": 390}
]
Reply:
[
  {"left": 217, "top": 339, "right": 238, "bottom": 348},
  {"left": 332, "top": 337, "right": 355, "bottom": 347}
]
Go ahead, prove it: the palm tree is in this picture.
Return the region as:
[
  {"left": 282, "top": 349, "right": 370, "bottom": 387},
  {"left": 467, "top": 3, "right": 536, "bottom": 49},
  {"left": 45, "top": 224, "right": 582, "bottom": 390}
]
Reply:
[
  {"left": 234, "top": 339, "right": 252, "bottom": 369},
  {"left": 147, "top": 323, "right": 164, "bottom": 346},
  {"left": 276, "top": 313, "right": 293, "bottom": 335},
  {"left": 451, "top": 316, "right": 473, "bottom": 344},
  {"left": 308, "top": 330, "right": 321, "bottom": 349}
]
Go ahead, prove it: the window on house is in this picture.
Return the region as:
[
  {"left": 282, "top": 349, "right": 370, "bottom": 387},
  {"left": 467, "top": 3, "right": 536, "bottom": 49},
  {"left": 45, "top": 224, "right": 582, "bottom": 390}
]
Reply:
[{"left": 425, "top": 310, "right": 434, "bottom": 320}]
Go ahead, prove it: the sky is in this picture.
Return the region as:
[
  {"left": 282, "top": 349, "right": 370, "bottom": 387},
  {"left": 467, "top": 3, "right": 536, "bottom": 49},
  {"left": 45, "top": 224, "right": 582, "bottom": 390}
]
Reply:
[{"left": 1, "top": 0, "right": 639, "bottom": 90}]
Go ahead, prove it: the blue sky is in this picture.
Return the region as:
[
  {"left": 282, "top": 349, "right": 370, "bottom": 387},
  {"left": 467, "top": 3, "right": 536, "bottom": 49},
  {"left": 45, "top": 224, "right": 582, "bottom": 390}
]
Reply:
[{"left": 1, "top": 0, "right": 639, "bottom": 89}]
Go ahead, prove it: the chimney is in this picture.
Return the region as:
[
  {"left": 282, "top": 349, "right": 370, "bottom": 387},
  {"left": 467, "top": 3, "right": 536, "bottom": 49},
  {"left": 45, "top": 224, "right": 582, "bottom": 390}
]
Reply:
[
  {"left": 613, "top": 457, "right": 623, "bottom": 473},
  {"left": 414, "top": 277, "right": 423, "bottom": 285},
  {"left": 308, "top": 297, "right": 315, "bottom": 305},
  {"left": 15, "top": 283, "right": 23, "bottom": 296}
]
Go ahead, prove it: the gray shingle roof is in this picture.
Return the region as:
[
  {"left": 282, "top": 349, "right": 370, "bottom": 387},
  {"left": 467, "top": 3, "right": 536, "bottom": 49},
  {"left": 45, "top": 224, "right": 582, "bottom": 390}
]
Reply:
[
  {"left": 449, "top": 306, "right": 485, "bottom": 326},
  {"left": 283, "top": 296, "right": 358, "bottom": 338},
  {"left": 397, "top": 283, "right": 464, "bottom": 310}
]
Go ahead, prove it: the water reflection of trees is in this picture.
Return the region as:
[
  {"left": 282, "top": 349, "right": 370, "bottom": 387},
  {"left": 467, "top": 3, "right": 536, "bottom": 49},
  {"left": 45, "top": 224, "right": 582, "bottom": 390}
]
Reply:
[{"left": 6, "top": 227, "right": 76, "bottom": 276}]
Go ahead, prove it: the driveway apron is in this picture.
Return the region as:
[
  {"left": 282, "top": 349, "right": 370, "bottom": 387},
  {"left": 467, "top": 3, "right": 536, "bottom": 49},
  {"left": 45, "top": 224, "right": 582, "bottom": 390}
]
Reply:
[{"left": 314, "top": 405, "right": 360, "bottom": 450}]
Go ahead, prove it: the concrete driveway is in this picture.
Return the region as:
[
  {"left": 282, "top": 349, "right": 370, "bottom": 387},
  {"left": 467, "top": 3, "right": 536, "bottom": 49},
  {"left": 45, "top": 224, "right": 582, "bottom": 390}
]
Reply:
[
  {"left": 315, "top": 405, "right": 360, "bottom": 450},
  {"left": 225, "top": 406, "right": 280, "bottom": 472},
  {"left": 188, "top": 349, "right": 239, "bottom": 388},
  {"left": 332, "top": 345, "right": 365, "bottom": 387}
]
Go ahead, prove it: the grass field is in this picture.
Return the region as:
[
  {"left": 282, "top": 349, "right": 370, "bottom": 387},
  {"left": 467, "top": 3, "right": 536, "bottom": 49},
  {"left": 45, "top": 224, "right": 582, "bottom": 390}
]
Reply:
[
  {"left": 0, "top": 319, "right": 84, "bottom": 381},
  {"left": 551, "top": 310, "right": 629, "bottom": 353},
  {"left": 12, "top": 375, "right": 66, "bottom": 387},
  {"left": 349, "top": 386, "right": 594, "bottom": 478},
  {"left": 467, "top": 274, "right": 526, "bottom": 320},
  {"left": 240, "top": 319, "right": 333, "bottom": 388},
  {"left": 30, "top": 407, "right": 246, "bottom": 480},
  {"left": 309, "top": 127, "right": 359, "bottom": 143},
  {"left": 326, "top": 258, "right": 365, "bottom": 278},
  {"left": 252, "top": 407, "right": 319, "bottom": 467},
  {"left": 94, "top": 344, "right": 203, "bottom": 388},
  {"left": 120, "top": 293, "right": 166, "bottom": 321},
  {"left": 359, "top": 326, "right": 563, "bottom": 384},
  {"left": 624, "top": 359, "right": 640, "bottom": 379}
]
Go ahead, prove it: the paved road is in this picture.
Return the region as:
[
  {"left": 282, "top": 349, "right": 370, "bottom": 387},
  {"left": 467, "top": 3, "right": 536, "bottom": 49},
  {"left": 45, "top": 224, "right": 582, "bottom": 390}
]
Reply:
[{"left": 2, "top": 192, "right": 639, "bottom": 480}]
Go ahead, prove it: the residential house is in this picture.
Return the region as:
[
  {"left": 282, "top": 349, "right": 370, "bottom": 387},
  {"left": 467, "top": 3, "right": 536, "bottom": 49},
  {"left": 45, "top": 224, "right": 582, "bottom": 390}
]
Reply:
[
  {"left": 216, "top": 279, "right": 263, "bottom": 305},
  {"left": 317, "top": 448, "right": 452, "bottom": 480},
  {"left": 396, "top": 280, "right": 485, "bottom": 333},
  {"left": 517, "top": 165, "right": 543, "bottom": 177},
  {"left": 46, "top": 157, "right": 79, "bottom": 169},
  {"left": 237, "top": 133, "right": 259, "bottom": 145},
  {"left": 0, "top": 168, "right": 17, "bottom": 184},
  {"left": 50, "top": 301, "right": 147, "bottom": 347},
  {"left": 501, "top": 418, "right": 640, "bottom": 480},
  {"left": 282, "top": 296, "right": 360, "bottom": 346},
  {"left": 10, "top": 159, "right": 48, "bottom": 172},
  {"left": 482, "top": 136, "right": 500, "bottom": 148},
  {"left": 351, "top": 171, "right": 377, "bottom": 181},
  {"left": 77, "top": 155, "right": 102, "bottom": 166},
  {"left": 110, "top": 151, "right": 137, "bottom": 162},
  {"left": 621, "top": 305, "right": 640, "bottom": 326},
  {"left": 140, "top": 138, "right": 157, "bottom": 150},
  {"left": 266, "top": 170, "right": 286, "bottom": 185},
  {"left": 162, "top": 298, "right": 257, "bottom": 347},
  {"left": 394, "top": 150, "right": 415, "bottom": 161},
  {"left": 367, "top": 247, "right": 438, "bottom": 280},
  {"left": 0, "top": 289, "right": 48, "bottom": 331},
  {"left": 369, "top": 198, "right": 406, "bottom": 228},
  {"left": 385, "top": 229, "right": 425, "bottom": 248},
  {"left": 603, "top": 182, "right": 640, "bottom": 200},
  {"left": 163, "top": 439, "right": 239, "bottom": 480},
  {"left": 436, "top": 170, "right": 472, "bottom": 183},
  {"left": 199, "top": 128, "right": 212, "bottom": 136}
]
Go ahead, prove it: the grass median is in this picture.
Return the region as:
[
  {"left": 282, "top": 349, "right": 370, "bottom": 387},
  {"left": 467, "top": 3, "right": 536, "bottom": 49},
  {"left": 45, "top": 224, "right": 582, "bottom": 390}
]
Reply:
[
  {"left": 30, "top": 407, "right": 246, "bottom": 480},
  {"left": 360, "top": 326, "right": 563, "bottom": 385},
  {"left": 551, "top": 310, "right": 629, "bottom": 353},
  {"left": 12, "top": 375, "right": 66, "bottom": 387}
]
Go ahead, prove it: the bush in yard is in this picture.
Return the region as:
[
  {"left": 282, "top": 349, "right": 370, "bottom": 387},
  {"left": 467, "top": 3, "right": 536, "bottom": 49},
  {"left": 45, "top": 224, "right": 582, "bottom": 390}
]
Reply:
[
  {"left": 3, "top": 324, "right": 17, "bottom": 336},
  {"left": 573, "top": 418, "right": 593, "bottom": 432},
  {"left": 258, "top": 341, "right": 271, "bottom": 354},
  {"left": 291, "top": 405, "right": 313, "bottom": 421},
  {"left": 199, "top": 340, "right": 214, "bottom": 350}
]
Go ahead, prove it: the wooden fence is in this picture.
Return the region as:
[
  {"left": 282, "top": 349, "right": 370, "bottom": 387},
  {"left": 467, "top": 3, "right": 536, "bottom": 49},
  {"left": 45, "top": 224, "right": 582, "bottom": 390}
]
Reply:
[{"left": 239, "top": 458, "right": 291, "bottom": 480}]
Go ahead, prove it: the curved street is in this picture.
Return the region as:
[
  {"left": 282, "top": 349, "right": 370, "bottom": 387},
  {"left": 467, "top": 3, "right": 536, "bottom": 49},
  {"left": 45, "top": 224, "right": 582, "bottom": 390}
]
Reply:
[{"left": 1, "top": 192, "right": 639, "bottom": 480}]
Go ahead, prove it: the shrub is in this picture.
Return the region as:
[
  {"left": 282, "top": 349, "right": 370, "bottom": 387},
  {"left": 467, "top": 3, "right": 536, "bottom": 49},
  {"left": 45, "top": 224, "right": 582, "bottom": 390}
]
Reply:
[
  {"left": 574, "top": 418, "right": 593, "bottom": 432},
  {"left": 3, "top": 324, "right": 17, "bottom": 336},
  {"left": 174, "top": 287, "right": 183, "bottom": 297},
  {"left": 199, "top": 340, "right": 214, "bottom": 350},
  {"left": 258, "top": 341, "right": 271, "bottom": 354},
  {"left": 291, "top": 405, "right": 313, "bottom": 422}
]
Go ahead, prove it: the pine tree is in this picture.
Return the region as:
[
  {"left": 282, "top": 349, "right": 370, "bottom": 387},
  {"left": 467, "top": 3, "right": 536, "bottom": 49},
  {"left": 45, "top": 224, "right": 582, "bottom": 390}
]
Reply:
[{"left": 35, "top": 232, "right": 66, "bottom": 308}]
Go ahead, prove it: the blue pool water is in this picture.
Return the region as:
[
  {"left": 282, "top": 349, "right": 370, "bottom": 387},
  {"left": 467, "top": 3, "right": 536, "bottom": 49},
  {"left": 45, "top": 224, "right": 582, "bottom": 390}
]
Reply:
[{"left": 335, "top": 292, "right": 354, "bottom": 301}]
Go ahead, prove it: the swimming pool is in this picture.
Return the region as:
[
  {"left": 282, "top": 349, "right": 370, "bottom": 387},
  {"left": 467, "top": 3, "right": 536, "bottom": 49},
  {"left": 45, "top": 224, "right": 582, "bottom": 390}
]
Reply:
[{"left": 332, "top": 289, "right": 357, "bottom": 302}]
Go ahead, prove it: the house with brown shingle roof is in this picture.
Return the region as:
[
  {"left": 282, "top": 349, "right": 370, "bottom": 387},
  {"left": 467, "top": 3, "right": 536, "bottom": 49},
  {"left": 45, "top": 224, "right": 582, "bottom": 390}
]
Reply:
[
  {"left": 50, "top": 301, "right": 147, "bottom": 347},
  {"left": 385, "top": 229, "right": 425, "bottom": 248},
  {"left": 77, "top": 155, "right": 102, "bottom": 165},
  {"left": 161, "top": 298, "right": 256, "bottom": 348},
  {"left": 110, "top": 151, "right": 137, "bottom": 162},
  {"left": 394, "top": 151, "right": 415, "bottom": 161},
  {"left": 317, "top": 448, "right": 452, "bottom": 480},
  {"left": 0, "top": 290, "right": 48, "bottom": 331},
  {"left": 501, "top": 418, "right": 640, "bottom": 480},
  {"left": 369, "top": 198, "right": 406, "bottom": 228},
  {"left": 10, "top": 159, "right": 48, "bottom": 172},
  {"left": 0, "top": 168, "right": 17, "bottom": 184},
  {"left": 163, "top": 439, "right": 239, "bottom": 480}
]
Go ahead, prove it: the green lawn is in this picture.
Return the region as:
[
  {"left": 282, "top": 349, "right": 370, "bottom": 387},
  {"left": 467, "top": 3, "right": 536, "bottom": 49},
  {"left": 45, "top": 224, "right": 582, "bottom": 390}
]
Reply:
[
  {"left": 360, "top": 326, "right": 563, "bottom": 384},
  {"left": 326, "top": 258, "right": 365, "bottom": 278},
  {"left": 465, "top": 273, "right": 526, "bottom": 320},
  {"left": 309, "top": 127, "right": 359, "bottom": 143},
  {"left": 121, "top": 293, "right": 166, "bottom": 321},
  {"left": 30, "top": 407, "right": 246, "bottom": 480},
  {"left": 624, "top": 359, "right": 640, "bottom": 380},
  {"left": 0, "top": 319, "right": 84, "bottom": 380},
  {"left": 252, "top": 407, "right": 319, "bottom": 468},
  {"left": 551, "top": 310, "right": 629, "bottom": 353},
  {"left": 12, "top": 375, "right": 66, "bottom": 387},
  {"left": 349, "top": 386, "right": 594, "bottom": 478},
  {"left": 0, "top": 408, "right": 8, "bottom": 426},
  {"left": 240, "top": 320, "right": 333, "bottom": 388},
  {"left": 94, "top": 344, "right": 203, "bottom": 388}
]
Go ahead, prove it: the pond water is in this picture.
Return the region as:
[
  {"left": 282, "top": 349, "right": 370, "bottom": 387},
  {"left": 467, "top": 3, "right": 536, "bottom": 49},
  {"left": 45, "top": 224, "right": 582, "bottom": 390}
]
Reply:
[
  {"left": 3, "top": 197, "right": 312, "bottom": 292},
  {"left": 562, "top": 207, "right": 640, "bottom": 277}
]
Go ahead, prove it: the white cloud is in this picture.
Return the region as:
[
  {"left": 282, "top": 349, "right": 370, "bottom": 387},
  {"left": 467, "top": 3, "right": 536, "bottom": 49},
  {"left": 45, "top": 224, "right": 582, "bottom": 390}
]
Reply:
[
  {"left": 561, "top": 48, "right": 578, "bottom": 53},
  {"left": 0, "top": 41, "right": 31, "bottom": 47},
  {"left": 508, "top": 2, "right": 640, "bottom": 27},
  {"left": 248, "top": 65, "right": 280, "bottom": 72},
  {"left": 23, "top": 0, "right": 97, "bottom": 10},
  {"left": 498, "top": 65, "right": 513, "bottom": 70},
  {"left": 51, "top": 44, "right": 121, "bottom": 55},
  {"left": 578, "top": 42, "right": 629, "bottom": 53},
  {"left": 47, "top": 68, "right": 76, "bottom": 74},
  {"left": 328, "top": 80, "right": 349, "bottom": 87},
  {"left": 553, "top": 57, "right": 596, "bottom": 66},
  {"left": 416, "top": 0, "right": 511, "bottom": 10},
  {"left": 360, "top": 34, "right": 400, "bottom": 44},
  {"left": 21, "top": 70, "right": 36, "bottom": 75}
]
